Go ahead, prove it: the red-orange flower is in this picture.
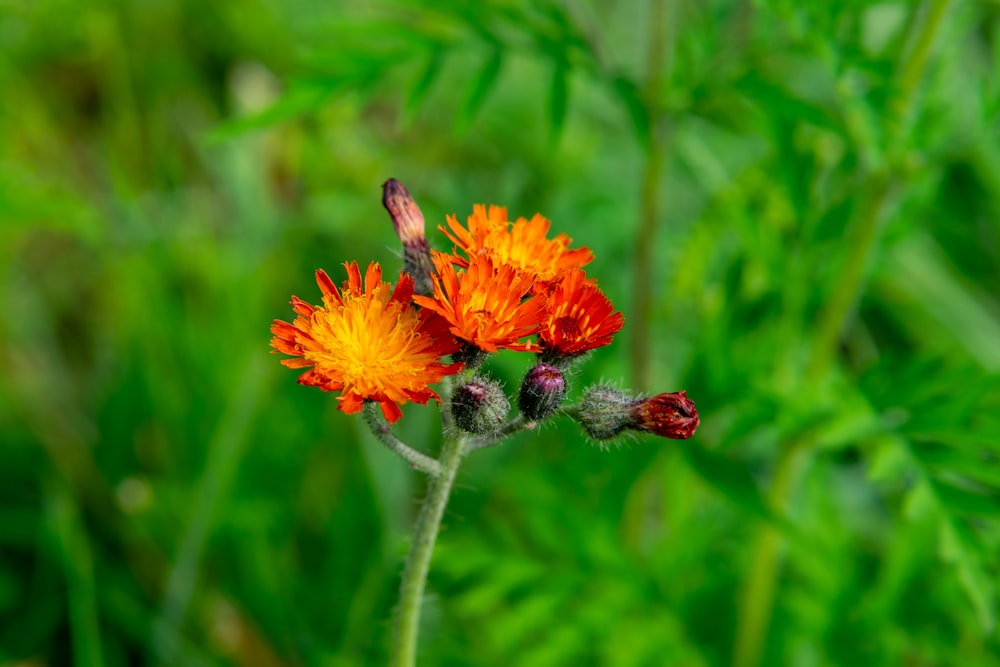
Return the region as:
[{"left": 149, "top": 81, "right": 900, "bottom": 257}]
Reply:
[
  {"left": 413, "top": 252, "right": 547, "bottom": 353},
  {"left": 270, "top": 262, "right": 462, "bottom": 423},
  {"left": 540, "top": 269, "right": 624, "bottom": 356},
  {"left": 442, "top": 205, "right": 594, "bottom": 287},
  {"left": 440, "top": 204, "right": 509, "bottom": 257}
]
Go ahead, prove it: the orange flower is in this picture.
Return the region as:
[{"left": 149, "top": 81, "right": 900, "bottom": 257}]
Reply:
[
  {"left": 440, "top": 204, "right": 510, "bottom": 257},
  {"left": 413, "top": 252, "right": 547, "bottom": 353},
  {"left": 441, "top": 205, "right": 594, "bottom": 287},
  {"left": 270, "top": 262, "right": 462, "bottom": 423},
  {"left": 540, "top": 269, "right": 624, "bottom": 357}
]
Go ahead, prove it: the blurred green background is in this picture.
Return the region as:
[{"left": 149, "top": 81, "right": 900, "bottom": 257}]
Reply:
[{"left": 3, "top": 0, "right": 1000, "bottom": 665}]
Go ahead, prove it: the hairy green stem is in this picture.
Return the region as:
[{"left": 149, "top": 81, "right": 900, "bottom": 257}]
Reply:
[
  {"left": 464, "top": 414, "right": 534, "bottom": 452},
  {"left": 390, "top": 431, "right": 465, "bottom": 667},
  {"left": 732, "top": 2, "right": 953, "bottom": 666},
  {"left": 363, "top": 402, "right": 443, "bottom": 477}
]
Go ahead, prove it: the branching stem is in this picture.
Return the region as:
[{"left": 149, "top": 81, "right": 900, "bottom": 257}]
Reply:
[
  {"left": 362, "top": 402, "right": 442, "bottom": 477},
  {"left": 464, "top": 414, "right": 536, "bottom": 453}
]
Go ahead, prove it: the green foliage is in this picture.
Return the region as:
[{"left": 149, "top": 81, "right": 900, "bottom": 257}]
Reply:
[{"left": 2, "top": 0, "right": 999, "bottom": 665}]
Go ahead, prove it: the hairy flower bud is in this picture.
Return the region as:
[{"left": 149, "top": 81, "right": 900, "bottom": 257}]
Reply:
[
  {"left": 576, "top": 385, "right": 637, "bottom": 440},
  {"left": 451, "top": 378, "right": 509, "bottom": 435},
  {"left": 576, "top": 385, "right": 700, "bottom": 441},
  {"left": 518, "top": 363, "right": 567, "bottom": 421},
  {"left": 382, "top": 178, "right": 434, "bottom": 296},
  {"left": 631, "top": 391, "right": 699, "bottom": 439}
]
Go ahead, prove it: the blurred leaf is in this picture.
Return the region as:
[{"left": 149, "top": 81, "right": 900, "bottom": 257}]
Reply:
[
  {"left": 737, "top": 70, "right": 843, "bottom": 134},
  {"left": 937, "top": 511, "right": 997, "bottom": 633},
  {"left": 675, "top": 439, "right": 793, "bottom": 532},
  {"left": 45, "top": 479, "right": 104, "bottom": 667},
  {"left": 880, "top": 234, "right": 1000, "bottom": 372},
  {"left": 404, "top": 48, "right": 445, "bottom": 122},
  {"left": 455, "top": 46, "right": 503, "bottom": 135},
  {"left": 609, "top": 73, "right": 651, "bottom": 148},
  {"left": 548, "top": 59, "right": 569, "bottom": 146},
  {"left": 930, "top": 478, "right": 1000, "bottom": 517},
  {"left": 207, "top": 81, "right": 333, "bottom": 141}
]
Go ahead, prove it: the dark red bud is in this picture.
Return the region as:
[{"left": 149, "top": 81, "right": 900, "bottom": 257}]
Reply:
[
  {"left": 382, "top": 178, "right": 426, "bottom": 245},
  {"left": 382, "top": 178, "right": 434, "bottom": 296},
  {"left": 631, "top": 391, "right": 699, "bottom": 439},
  {"left": 518, "top": 363, "right": 567, "bottom": 421}
]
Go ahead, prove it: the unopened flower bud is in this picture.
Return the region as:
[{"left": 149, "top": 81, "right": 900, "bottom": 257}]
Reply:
[
  {"left": 382, "top": 178, "right": 434, "bottom": 296},
  {"left": 631, "top": 391, "right": 699, "bottom": 439},
  {"left": 576, "top": 386, "right": 700, "bottom": 441},
  {"left": 518, "top": 363, "right": 567, "bottom": 421},
  {"left": 451, "top": 377, "right": 509, "bottom": 435},
  {"left": 576, "top": 385, "right": 636, "bottom": 440}
]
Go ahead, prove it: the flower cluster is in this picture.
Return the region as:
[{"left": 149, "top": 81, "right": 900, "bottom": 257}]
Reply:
[
  {"left": 414, "top": 203, "right": 624, "bottom": 365},
  {"left": 271, "top": 179, "right": 696, "bottom": 441}
]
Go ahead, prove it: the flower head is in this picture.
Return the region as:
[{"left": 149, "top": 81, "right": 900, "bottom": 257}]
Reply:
[
  {"left": 442, "top": 205, "right": 594, "bottom": 287},
  {"left": 413, "top": 252, "right": 546, "bottom": 354},
  {"left": 440, "top": 204, "right": 509, "bottom": 257},
  {"left": 539, "top": 269, "right": 624, "bottom": 358},
  {"left": 631, "top": 391, "right": 699, "bottom": 439},
  {"left": 270, "top": 262, "right": 462, "bottom": 423}
]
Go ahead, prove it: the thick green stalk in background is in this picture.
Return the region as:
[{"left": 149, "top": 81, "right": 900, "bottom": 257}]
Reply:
[{"left": 630, "top": 0, "right": 672, "bottom": 393}]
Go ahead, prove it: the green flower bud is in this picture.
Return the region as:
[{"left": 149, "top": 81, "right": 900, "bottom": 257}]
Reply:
[
  {"left": 576, "top": 385, "right": 637, "bottom": 440},
  {"left": 451, "top": 377, "right": 509, "bottom": 435}
]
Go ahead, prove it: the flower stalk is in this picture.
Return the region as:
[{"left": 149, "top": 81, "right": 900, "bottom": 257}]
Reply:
[{"left": 391, "top": 428, "right": 466, "bottom": 667}]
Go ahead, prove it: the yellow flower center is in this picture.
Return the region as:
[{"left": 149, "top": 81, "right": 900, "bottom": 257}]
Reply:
[{"left": 304, "top": 286, "right": 438, "bottom": 395}]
